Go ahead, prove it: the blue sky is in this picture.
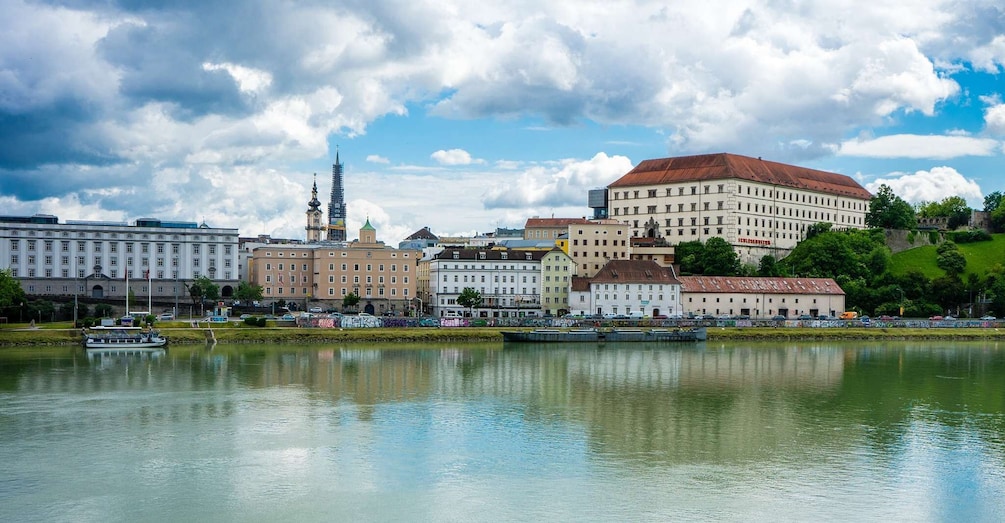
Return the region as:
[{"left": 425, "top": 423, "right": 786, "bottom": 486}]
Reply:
[{"left": 2, "top": 0, "right": 1004, "bottom": 245}]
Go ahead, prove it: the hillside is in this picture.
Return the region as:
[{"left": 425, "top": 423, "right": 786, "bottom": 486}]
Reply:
[{"left": 889, "top": 233, "right": 1005, "bottom": 278}]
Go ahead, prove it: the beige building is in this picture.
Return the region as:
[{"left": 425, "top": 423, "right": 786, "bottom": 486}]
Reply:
[
  {"left": 566, "top": 219, "right": 631, "bottom": 278},
  {"left": 249, "top": 220, "right": 420, "bottom": 314},
  {"left": 568, "top": 259, "right": 682, "bottom": 318},
  {"left": 540, "top": 248, "right": 575, "bottom": 316},
  {"left": 607, "top": 153, "right": 872, "bottom": 263},
  {"left": 524, "top": 217, "right": 590, "bottom": 242},
  {"left": 679, "top": 276, "right": 845, "bottom": 319}
]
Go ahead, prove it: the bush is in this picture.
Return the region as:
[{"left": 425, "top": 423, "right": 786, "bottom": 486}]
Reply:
[
  {"left": 947, "top": 229, "right": 991, "bottom": 243},
  {"left": 244, "top": 316, "right": 260, "bottom": 327},
  {"left": 928, "top": 230, "right": 939, "bottom": 244},
  {"left": 906, "top": 231, "right": 916, "bottom": 244}
]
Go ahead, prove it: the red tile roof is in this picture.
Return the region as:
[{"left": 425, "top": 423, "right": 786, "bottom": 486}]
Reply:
[
  {"left": 590, "top": 260, "right": 680, "bottom": 284},
  {"left": 679, "top": 276, "right": 845, "bottom": 295},
  {"left": 609, "top": 153, "right": 872, "bottom": 200},
  {"left": 525, "top": 217, "right": 592, "bottom": 228}
]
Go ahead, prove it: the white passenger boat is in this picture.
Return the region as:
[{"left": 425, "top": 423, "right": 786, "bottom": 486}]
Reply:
[{"left": 83, "top": 326, "right": 168, "bottom": 350}]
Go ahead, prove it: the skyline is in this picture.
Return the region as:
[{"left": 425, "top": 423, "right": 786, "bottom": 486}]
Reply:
[{"left": 2, "top": 1, "right": 1004, "bottom": 245}]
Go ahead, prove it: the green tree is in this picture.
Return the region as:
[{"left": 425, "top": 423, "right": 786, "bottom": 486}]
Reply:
[
  {"left": 918, "top": 196, "right": 971, "bottom": 229},
  {"left": 186, "top": 276, "right": 220, "bottom": 315},
  {"left": 700, "top": 237, "right": 740, "bottom": 275},
  {"left": 342, "top": 292, "right": 360, "bottom": 311},
  {"left": 757, "top": 255, "right": 780, "bottom": 277},
  {"left": 675, "top": 240, "right": 704, "bottom": 274},
  {"left": 94, "top": 303, "right": 115, "bottom": 318},
  {"left": 805, "top": 222, "right": 833, "bottom": 239},
  {"left": 935, "top": 241, "right": 966, "bottom": 276},
  {"left": 984, "top": 191, "right": 1003, "bottom": 214},
  {"left": 866, "top": 184, "right": 916, "bottom": 229},
  {"left": 235, "top": 281, "right": 264, "bottom": 303},
  {"left": 0, "top": 269, "right": 27, "bottom": 320},
  {"left": 457, "top": 287, "right": 483, "bottom": 315}
]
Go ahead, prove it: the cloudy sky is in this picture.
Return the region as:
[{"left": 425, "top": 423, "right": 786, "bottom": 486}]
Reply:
[{"left": 2, "top": 0, "right": 1004, "bottom": 245}]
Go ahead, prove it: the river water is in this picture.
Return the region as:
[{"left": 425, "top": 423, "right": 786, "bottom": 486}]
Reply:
[{"left": 2, "top": 340, "right": 1004, "bottom": 522}]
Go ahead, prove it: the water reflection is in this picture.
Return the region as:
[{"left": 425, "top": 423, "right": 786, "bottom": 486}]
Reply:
[{"left": 1, "top": 341, "right": 1004, "bottom": 521}]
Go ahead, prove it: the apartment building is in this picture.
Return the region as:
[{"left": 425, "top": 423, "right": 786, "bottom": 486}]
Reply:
[
  {"left": 566, "top": 219, "right": 631, "bottom": 278},
  {"left": 607, "top": 153, "right": 872, "bottom": 262},
  {"left": 524, "top": 217, "right": 591, "bottom": 241},
  {"left": 540, "top": 248, "right": 576, "bottom": 316},
  {"left": 568, "top": 259, "right": 682, "bottom": 317},
  {"left": 429, "top": 248, "right": 546, "bottom": 317}
]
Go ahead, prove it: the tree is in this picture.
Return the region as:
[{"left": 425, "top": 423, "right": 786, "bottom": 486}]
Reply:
[
  {"left": 700, "top": 237, "right": 740, "bottom": 275},
  {"left": 457, "top": 287, "right": 483, "bottom": 315},
  {"left": 805, "top": 222, "right": 832, "bottom": 239},
  {"left": 935, "top": 241, "right": 966, "bottom": 276},
  {"left": 866, "top": 184, "right": 916, "bottom": 229},
  {"left": 675, "top": 240, "right": 704, "bottom": 274},
  {"left": 0, "top": 268, "right": 27, "bottom": 320},
  {"left": 984, "top": 191, "right": 1003, "bottom": 214},
  {"left": 235, "top": 281, "right": 264, "bottom": 303},
  {"left": 918, "top": 196, "right": 971, "bottom": 229},
  {"left": 94, "top": 303, "right": 115, "bottom": 318},
  {"left": 342, "top": 292, "right": 360, "bottom": 311},
  {"left": 186, "top": 276, "right": 219, "bottom": 315}
]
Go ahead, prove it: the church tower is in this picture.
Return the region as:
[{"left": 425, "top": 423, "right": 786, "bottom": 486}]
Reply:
[
  {"left": 305, "top": 174, "right": 324, "bottom": 243},
  {"left": 326, "top": 148, "right": 347, "bottom": 242}
]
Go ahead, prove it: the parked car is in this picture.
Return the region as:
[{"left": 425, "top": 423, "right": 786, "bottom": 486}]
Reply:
[
  {"left": 797, "top": 314, "right": 813, "bottom": 320},
  {"left": 308, "top": 306, "right": 323, "bottom": 313},
  {"left": 383, "top": 310, "right": 395, "bottom": 316},
  {"left": 158, "top": 313, "right": 174, "bottom": 321},
  {"left": 929, "top": 315, "right": 944, "bottom": 321},
  {"left": 980, "top": 315, "right": 997, "bottom": 320},
  {"left": 771, "top": 315, "right": 786, "bottom": 321},
  {"left": 239, "top": 314, "right": 253, "bottom": 319}
]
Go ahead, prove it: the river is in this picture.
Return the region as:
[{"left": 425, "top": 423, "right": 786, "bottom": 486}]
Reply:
[{"left": 1, "top": 340, "right": 1004, "bottom": 522}]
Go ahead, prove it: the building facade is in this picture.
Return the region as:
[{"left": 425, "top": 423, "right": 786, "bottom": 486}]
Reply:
[
  {"left": 679, "top": 276, "right": 845, "bottom": 319},
  {"left": 607, "top": 153, "right": 872, "bottom": 262},
  {"left": 429, "top": 248, "right": 546, "bottom": 317},
  {"left": 566, "top": 219, "right": 631, "bottom": 278},
  {"left": 0, "top": 214, "right": 239, "bottom": 306},
  {"left": 568, "top": 259, "right": 682, "bottom": 317},
  {"left": 524, "top": 217, "right": 591, "bottom": 241},
  {"left": 249, "top": 220, "right": 420, "bottom": 314},
  {"left": 540, "top": 248, "right": 575, "bottom": 316}
]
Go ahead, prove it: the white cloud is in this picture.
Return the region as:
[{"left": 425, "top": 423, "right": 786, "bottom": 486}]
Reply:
[
  {"left": 984, "top": 104, "right": 1005, "bottom": 136},
  {"left": 866, "top": 167, "right": 984, "bottom": 207},
  {"left": 366, "top": 154, "right": 390, "bottom": 164},
  {"left": 430, "top": 148, "right": 483, "bottom": 165},
  {"left": 838, "top": 134, "right": 1000, "bottom": 159},
  {"left": 483, "top": 152, "right": 633, "bottom": 209}
]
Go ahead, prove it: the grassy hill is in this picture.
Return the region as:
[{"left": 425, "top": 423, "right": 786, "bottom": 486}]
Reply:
[{"left": 889, "top": 233, "right": 1005, "bottom": 278}]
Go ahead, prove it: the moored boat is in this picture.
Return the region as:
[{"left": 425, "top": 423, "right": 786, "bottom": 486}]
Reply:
[
  {"left": 82, "top": 326, "right": 168, "bottom": 350},
  {"left": 502, "top": 327, "right": 705, "bottom": 343}
]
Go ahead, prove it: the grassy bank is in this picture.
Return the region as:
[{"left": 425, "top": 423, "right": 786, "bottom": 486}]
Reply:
[{"left": 3, "top": 324, "right": 1005, "bottom": 347}]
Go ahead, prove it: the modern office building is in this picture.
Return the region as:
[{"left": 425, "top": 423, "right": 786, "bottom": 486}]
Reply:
[
  {"left": 0, "top": 214, "right": 240, "bottom": 306},
  {"left": 607, "top": 153, "right": 872, "bottom": 262}
]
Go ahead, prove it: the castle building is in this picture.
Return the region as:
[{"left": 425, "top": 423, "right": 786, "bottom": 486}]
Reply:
[
  {"left": 326, "top": 150, "right": 347, "bottom": 242},
  {"left": 606, "top": 153, "right": 872, "bottom": 262}
]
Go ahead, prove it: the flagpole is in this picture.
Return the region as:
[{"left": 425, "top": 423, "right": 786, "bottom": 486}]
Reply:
[
  {"left": 125, "top": 268, "right": 130, "bottom": 315},
  {"left": 147, "top": 268, "right": 152, "bottom": 314}
]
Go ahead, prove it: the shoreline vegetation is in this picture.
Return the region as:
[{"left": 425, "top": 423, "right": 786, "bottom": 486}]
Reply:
[{"left": 2, "top": 323, "right": 1005, "bottom": 347}]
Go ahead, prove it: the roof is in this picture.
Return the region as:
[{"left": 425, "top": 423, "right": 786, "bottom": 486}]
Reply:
[
  {"left": 589, "top": 260, "right": 681, "bottom": 285},
  {"left": 679, "top": 276, "right": 845, "bottom": 295},
  {"left": 609, "top": 153, "right": 872, "bottom": 200},
  {"left": 432, "top": 248, "right": 548, "bottom": 261},
  {"left": 405, "top": 227, "right": 438, "bottom": 241},
  {"left": 361, "top": 217, "right": 375, "bottom": 231},
  {"left": 525, "top": 217, "right": 592, "bottom": 228}
]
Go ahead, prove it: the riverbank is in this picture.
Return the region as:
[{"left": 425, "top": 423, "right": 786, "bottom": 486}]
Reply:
[{"left": 3, "top": 325, "right": 1005, "bottom": 347}]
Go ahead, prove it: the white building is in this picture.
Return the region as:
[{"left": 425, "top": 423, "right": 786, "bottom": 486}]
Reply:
[
  {"left": 1, "top": 215, "right": 240, "bottom": 304},
  {"left": 679, "top": 276, "right": 845, "bottom": 319},
  {"left": 607, "top": 153, "right": 872, "bottom": 262},
  {"left": 568, "top": 260, "right": 682, "bottom": 318},
  {"left": 429, "top": 248, "right": 546, "bottom": 318}
]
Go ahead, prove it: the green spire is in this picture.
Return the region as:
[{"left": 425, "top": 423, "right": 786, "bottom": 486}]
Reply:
[{"left": 361, "top": 217, "right": 375, "bottom": 231}]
